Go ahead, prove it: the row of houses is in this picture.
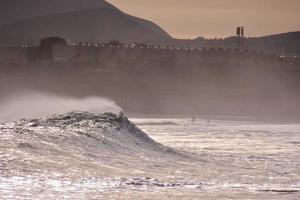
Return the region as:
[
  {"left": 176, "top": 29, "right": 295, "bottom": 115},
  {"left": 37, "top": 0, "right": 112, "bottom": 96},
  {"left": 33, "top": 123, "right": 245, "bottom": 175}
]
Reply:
[
  {"left": 52, "top": 44, "right": 300, "bottom": 66},
  {"left": 0, "top": 44, "right": 299, "bottom": 67}
]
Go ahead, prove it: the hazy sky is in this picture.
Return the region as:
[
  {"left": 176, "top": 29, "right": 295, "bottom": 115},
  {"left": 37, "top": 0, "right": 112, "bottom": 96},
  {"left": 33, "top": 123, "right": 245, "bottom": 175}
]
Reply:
[{"left": 107, "top": 0, "right": 300, "bottom": 39}]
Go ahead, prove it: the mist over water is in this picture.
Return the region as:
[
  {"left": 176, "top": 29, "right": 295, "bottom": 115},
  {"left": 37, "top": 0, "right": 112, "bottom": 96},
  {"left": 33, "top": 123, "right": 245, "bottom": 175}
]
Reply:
[{"left": 0, "top": 92, "right": 122, "bottom": 122}]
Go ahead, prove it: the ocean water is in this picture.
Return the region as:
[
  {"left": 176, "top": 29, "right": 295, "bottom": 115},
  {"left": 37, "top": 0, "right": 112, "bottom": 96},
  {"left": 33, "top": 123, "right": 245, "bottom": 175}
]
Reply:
[
  {"left": 132, "top": 117, "right": 300, "bottom": 199},
  {"left": 0, "top": 113, "right": 299, "bottom": 199}
]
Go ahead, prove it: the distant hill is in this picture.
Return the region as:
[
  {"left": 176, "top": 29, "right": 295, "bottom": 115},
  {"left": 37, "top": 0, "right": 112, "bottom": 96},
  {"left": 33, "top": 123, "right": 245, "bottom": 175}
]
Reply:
[
  {"left": 253, "top": 31, "right": 300, "bottom": 54},
  {"left": 0, "top": 0, "right": 171, "bottom": 46},
  {"left": 0, "top": 0, "right": 113, "bottom": 26},
  {"left": 175, "top": 31, "right": 300, "bottom": 55},
  {"left": 0, "top": 0, "right": 299, "bottom": 55},
  {"left": 261, "top": 31, "right": 300, "bottom": 41}
]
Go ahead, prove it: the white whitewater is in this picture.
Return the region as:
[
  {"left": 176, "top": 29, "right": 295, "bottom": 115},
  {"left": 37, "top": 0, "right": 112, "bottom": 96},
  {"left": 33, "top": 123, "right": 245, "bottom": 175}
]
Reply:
[{"left": 0, "top": 92, "right": 121, "bottom": 122}]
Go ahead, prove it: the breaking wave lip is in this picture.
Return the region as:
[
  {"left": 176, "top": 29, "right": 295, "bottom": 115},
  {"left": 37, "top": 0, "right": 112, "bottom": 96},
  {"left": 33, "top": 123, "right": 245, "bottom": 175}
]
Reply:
[{"left": 0, "top": 92, "right": 122, "bottom": 123}]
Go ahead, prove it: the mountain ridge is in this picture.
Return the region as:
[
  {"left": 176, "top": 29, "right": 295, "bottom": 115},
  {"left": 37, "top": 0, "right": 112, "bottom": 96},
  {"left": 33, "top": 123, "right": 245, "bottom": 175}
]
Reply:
[
  {"left": 0, "top": 0, "right": 114, "bottom": 26},
  {"left": 0, "top": 0, "right": 171, "bottom": 45}
]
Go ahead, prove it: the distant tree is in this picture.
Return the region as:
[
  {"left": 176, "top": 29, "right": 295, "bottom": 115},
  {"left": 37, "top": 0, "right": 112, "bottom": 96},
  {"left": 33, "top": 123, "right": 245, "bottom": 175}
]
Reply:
[{"left": 37, "top": 36, "right": 67, "bottom": 60}]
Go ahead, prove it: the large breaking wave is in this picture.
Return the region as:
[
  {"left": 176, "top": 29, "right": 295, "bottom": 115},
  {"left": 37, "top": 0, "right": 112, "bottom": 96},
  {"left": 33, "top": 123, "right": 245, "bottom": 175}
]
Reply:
[
  {"left": 0, "top": 111, "right": 182, "bottom": 177},
  {"left": 0, "top": 111, "right": 189, "bottom": 199},
  {"left": 0, "top": 92, "right": 183, "bottom": 176}
]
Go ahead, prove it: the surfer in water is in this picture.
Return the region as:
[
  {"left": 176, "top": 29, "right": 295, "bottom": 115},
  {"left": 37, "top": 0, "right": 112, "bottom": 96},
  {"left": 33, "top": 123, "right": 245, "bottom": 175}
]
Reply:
[
  {"left": 207, "top": 114, "right": 211, "bottom": 126},
  {"left": 192, "top": 116, "right": 196, "bottom": 123}
]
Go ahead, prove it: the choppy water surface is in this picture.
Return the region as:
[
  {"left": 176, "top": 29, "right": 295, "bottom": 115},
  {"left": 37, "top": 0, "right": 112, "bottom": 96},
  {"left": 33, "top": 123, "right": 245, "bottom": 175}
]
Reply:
[
  {"left": 132, "top": 118, "right": 300, "bottom": 199},
  {"left": 0, "top": 113, "right": 299, "bottom": 199}
]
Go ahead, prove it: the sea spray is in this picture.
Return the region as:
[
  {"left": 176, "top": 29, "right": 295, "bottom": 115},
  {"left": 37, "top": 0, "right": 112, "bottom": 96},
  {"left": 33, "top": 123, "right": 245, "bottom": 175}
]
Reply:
[{"left": 0, "top": 92, "right": 121, "bottom": 122}]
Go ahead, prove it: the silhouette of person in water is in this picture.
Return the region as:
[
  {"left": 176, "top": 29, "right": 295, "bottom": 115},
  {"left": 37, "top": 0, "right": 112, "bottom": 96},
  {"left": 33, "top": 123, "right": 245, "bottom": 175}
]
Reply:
[
  {"left": 192, "top": 116, "right": 196, "bottom": 123},
  {"left": 207, "top": 114, "right": 211, "bottom": 126}
]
